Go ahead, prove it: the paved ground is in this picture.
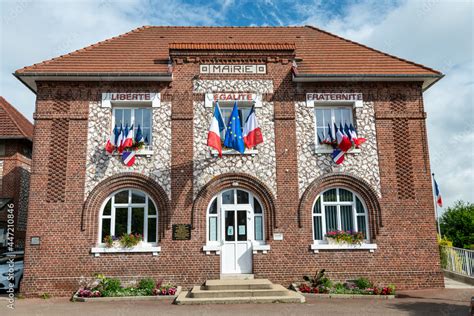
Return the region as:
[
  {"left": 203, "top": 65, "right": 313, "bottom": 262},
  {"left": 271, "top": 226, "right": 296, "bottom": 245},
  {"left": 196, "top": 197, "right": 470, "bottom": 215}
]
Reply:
[
  {"left": 444, "top": 277, "right": 474, "bottom": 289},
  {"left": 1, "top": 288, "right": 473, "bottom": 316}
]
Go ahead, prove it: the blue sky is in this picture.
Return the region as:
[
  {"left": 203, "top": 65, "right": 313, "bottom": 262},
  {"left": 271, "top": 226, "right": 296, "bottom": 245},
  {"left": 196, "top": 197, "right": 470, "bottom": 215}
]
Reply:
[{"left": 0, "top": 0, "right": 472, "bottom": 211}]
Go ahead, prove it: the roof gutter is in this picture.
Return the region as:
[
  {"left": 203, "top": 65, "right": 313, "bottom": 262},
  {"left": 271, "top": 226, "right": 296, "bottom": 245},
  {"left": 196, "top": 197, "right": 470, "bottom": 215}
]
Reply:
[
  {"left": 13, "top": 72, "right": 173, "bottom": 94},
  {"left": 292, "top": 73, "right": 444, "bottom": 92}
]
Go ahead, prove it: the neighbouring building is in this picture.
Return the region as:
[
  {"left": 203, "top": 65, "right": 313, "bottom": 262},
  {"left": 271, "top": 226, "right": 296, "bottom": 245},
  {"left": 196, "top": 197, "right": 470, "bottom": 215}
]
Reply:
[
  {"left": 0, "top": 97, "right": 33, "bottom": 252},
  {"left": 14, "top": 26, "right": 444, "bottom": 296}
]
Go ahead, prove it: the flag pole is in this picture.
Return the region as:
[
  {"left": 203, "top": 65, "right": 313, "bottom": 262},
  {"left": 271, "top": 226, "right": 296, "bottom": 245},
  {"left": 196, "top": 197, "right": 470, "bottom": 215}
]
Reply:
[{"left": 432, "top": 173, "right": 442, "bottom": 238}]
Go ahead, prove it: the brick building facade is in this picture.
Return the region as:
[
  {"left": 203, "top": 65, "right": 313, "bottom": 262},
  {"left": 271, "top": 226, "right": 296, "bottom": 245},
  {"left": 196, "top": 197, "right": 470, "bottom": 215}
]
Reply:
[
  {"left": 15, "top": 26, "right": 444, "bottom": 296},
  {"left": 0, "top": 97, "right": 33, "bottom": 252}
]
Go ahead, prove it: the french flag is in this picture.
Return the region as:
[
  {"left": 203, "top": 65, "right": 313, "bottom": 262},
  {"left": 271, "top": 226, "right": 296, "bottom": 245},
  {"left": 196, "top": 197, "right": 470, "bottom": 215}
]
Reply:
[
  {"left": 105, "top": 125, "right": 118, "bottom": 154},
  {"left": 207, "top": 102, "right": 226, "bottom": 157},
  {"left": 116, "top": 125, "right": 124, "bottom": 153},
  {"left": 243, "top": 104, "right": 263, "bottom": 149},
  {"left": 122, "top": 151, "right": 136, "bottom": 167},
  {"left": 332, "top": 149, "right": 345, "bottom": 165},
  {"left": 349, "top": 124, "right": 366, "bottom": 148},
  {"left": 433, "top": 177, "right": 443, "bottom": 207},
  {"left": 335, "top": 124, "right": 352, "bottom": 152},
  {"left": 122, "top": 124, "right": 134, "bottom": 149}
]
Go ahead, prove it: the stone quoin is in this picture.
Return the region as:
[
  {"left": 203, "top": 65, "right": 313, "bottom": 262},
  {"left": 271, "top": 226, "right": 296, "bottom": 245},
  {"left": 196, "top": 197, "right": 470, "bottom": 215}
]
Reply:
[{"left": 14, "top": 26, "right": 445, "bottom": 297}]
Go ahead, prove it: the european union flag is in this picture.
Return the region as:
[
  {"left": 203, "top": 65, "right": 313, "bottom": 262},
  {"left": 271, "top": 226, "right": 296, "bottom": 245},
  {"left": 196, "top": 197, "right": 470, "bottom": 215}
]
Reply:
[{"left": 223, "top": 102, "right": 245, "bottom": 154}]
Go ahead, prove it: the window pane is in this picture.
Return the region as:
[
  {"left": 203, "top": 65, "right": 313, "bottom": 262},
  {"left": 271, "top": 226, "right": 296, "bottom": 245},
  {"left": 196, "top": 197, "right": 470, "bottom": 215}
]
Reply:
[
  {"left": 316, "top": 127, "right": 325, "bottom": 144},
  {"left": 148, "top": 200, "right": 157, "bottom": 215},
  {"left": 340, "top": 205, "right": 354, "bottom": 231},
  {"left": 209, "top": 217, "right": 218, "bottom": 241},
  {"left": 142, "top": 109, "right": 151, "bottom": 128},
  {"left": 339, "top": 189, "right": 353, "bottom": 202},
  {"left": 237, "top": 190, "right": 249, "bottom": 204},
  {"left": 356, "top": 197, "right": 365, "bottom": 214},
  {"left": 115, "top": 190, "right": 129, "bottom": 204},
  {"left": 255, "top": 216, "right": 263, "bottom": 241},
  {"left": 323, "top": 189, "right": 337, "bottom": 202},
  {"left": 101, "top": 218, "right": 111, "bottom": 241},
  {"left": 313, "top": 216, "right": 323, "bottom": 240},
  {"left": 324, "top": 110, "right": 331, "bottom": 126},
  {"left": 225, "top": 211, "right": 235, "bottom": 241},
  {"left": 325, "top": 205, "right": 337, "bottom": 232},
  {"left": 341, "top": 108, "right": 352, "bottom": 125},
  {"left": 313, "top": 197, "right": 321, "bottom": 214},
  {"left": 132, "top": 191, "right": 146, "bottom": 204},
  {"left": 114, "top": 109, "right": 123, "bottom": 127},
  {"left": 237, "top": 211, "right": 247, "bottom": 241},
  {"left": 148, "top": 218, "right": 157, "bottom": 243},
  {"left": 103, "top": 200, "right": 111, "bottom": 216},
  {"left": 334, "top": 108, "right": 342, "bottom": 125},
  {"left": 209, "top": 198, "right": 217, "bottom": 214},
  {"left": 131, "top": 207, "right": 144, "bottom": 236},
  {"left": 254, "top": 198, "right": 262, "bottom": 214},
  {"left": 222, "top": 190, "right": 234, "bottom": 204},
  {"left": 357, "top": 216, "right": 367, "bottom": 238},
  {"left": 315, "top": 109, "right": 324, "bottom": 127},
  {"left": 115, "top": 207, "right": 128, "bottom": 237}
]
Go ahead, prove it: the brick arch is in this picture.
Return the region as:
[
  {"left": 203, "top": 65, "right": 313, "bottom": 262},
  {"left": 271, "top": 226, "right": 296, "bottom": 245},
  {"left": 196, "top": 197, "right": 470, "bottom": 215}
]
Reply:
[
  {"left": 298, "top": 173, "right": 382, "bottom": 240},
  {"left": 192, "top": 173, "right": 277, "bottom": 240},
  {"left": 81, "top": 173, "right": 170, "bottom": 241}
]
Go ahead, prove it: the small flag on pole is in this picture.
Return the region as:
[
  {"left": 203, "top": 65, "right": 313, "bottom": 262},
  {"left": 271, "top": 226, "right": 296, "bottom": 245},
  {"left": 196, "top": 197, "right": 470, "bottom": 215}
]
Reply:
[
  {"left": 135, "top": 125, "right": 144, "bottom": 144},
  {"left": 433, "top": 177, "right": 443, "bottom": 207},
  {"left": 105, "top": 125, "right": 118, "bottom": 154},
  {"left": 243, "top": 104, "right": 263, "bottom": 149},
  {"left": 207, "top": 101, "right": 226, "bottom": 157},
  {"left": 122, "top": 124, "right": 134, "bottom": 149},
  {"left": 116, "top": 124, "right": 124, "bottom": 153}
]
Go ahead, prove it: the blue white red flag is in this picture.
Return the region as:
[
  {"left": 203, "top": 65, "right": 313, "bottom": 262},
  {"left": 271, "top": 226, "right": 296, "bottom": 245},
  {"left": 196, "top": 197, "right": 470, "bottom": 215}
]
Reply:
[
  {"left": 122, "top": 151, "right": 136, "bottom": 167},
  {"left": 223, "top": 102, "right": 245, "bottom": 154},
  {"left": 349, "top": 124, "right": 366, "bottom": 148},
  {"left": 335, "top": 124, "right": 352, "bottom": 152},
  {"left": 135, "top": 125, "right": 144, "bottom": 144},
  {"left": 116, "top": 125, "right": 124, "bottom": 153},
  {"left": 332, "top": 149, "right": 345, "bottom": 165},
  {"left": 105, "top": 125, "right": 118, "bottom": 154},
  {"left": 243, "top": 104, "right": 263, "bottom": 149},
  {"left": 433, "top": 177, "right": 443, "bottom": 207},
  {"left": 207, "top": 101, "right": 226, "bottom": 157},
  {"left": 122, "top": 124, "right": 134, "bottom": 149}
]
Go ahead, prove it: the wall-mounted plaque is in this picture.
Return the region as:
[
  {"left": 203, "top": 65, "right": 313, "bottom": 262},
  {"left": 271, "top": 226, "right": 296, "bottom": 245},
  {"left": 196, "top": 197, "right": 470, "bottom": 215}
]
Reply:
[{"left": 172, "top": 224, "right": 192, "bottom": 240}]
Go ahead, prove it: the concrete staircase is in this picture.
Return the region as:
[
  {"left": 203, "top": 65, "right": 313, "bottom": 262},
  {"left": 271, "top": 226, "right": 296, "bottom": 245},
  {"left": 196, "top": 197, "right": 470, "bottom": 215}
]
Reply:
[{"left": 175, "top": 278, "right": 305, "bottom": 304}]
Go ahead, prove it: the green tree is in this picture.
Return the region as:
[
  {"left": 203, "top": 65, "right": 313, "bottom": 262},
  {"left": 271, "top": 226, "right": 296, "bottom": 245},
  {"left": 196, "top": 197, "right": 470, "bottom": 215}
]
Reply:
[{"left": 439, "top": 201, "right": 474, "bottom": 249}]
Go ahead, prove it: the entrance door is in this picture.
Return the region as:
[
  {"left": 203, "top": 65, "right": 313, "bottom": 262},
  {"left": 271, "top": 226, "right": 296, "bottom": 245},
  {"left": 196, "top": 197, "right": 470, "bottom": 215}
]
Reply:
[{"left": 221, "top": 209, "right": 252, "bottom": 274}]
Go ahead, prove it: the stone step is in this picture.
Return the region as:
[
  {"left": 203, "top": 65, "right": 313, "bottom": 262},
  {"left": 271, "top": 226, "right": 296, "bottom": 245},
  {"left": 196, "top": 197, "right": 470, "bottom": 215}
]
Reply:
[
  {"left": 190, "top": 284, "right": 289, "bottom": 298},
  {"left": 220, "top": 273, "right": 254, "bottom": 280},
  {"left": 204, "top": 279, "right": 273, "bottom": 291},
  {"left": 175, "top": 290, "right": 305, "bottom": 305}
]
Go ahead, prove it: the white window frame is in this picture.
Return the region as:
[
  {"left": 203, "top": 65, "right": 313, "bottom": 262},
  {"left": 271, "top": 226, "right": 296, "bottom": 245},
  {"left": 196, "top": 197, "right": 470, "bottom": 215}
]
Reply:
[
  {"left": 111, "top": 106, "right": 153, "bottom": 155},
  {"left": 209, "top": 101, "right": 259, "bottom": 156},
  {"left": 204, "top": 189, "right": 267, "bottom": 254},
  {"left": 311, "top": 188, "right": 377, "bottom": 253},
  {"left": 92, "top": 189, "right": 161, "bottom": 256},
  {"left": 313, "top": 105, "right": 360, "bottom": 154}
]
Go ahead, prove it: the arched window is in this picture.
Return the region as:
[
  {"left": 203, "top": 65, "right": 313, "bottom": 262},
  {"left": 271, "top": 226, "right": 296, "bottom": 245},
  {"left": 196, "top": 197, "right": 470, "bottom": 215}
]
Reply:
[
  {"left": 207, "top": 189, "right": 264, "bottom": 245},
  {"left": 312, "top": 188, "right": 369, "bottom": 242},
  {"left": 99, "top": 189, "right": 158, "bottom": 245}
]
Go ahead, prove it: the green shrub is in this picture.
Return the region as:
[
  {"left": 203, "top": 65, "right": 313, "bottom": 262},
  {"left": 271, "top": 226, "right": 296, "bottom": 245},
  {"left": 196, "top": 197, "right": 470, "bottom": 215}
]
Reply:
[
  {"left": 303, "top": 269, "right": 332, "bottom": 288},
  {"left": 138, "top": 278, "right": 156, "bottom": 295},
  {"left": 354, "top": 277, "right": 372, "bottom": 289}
]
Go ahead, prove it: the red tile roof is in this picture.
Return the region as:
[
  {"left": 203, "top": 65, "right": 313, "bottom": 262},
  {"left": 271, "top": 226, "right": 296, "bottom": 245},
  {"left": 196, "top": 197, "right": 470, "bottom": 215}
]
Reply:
[
  {"left": 15, "top": 26, "right": 441, "bottom": 76},
  {"left": 0, "top": 97, "right": 34, "bottom": 141},
  {"left": 169, "top": 42, "right": 296, "bottom": 50}
]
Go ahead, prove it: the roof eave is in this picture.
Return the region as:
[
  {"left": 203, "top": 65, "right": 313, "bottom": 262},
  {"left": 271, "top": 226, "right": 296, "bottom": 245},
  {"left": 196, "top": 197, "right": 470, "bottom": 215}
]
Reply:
[
  {"left": 13, "top": 72, "right": 173, "bottom": 94},
  {"left": 292, "top": 73, "right": 444, "bottom": 92}
]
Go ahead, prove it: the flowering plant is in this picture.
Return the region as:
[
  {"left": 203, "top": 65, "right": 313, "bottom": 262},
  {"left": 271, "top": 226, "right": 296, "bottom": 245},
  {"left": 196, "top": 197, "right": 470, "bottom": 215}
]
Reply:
[
  {"left": 119, "top": 233, "right": 143, "bottom": 248},
  {"left": 103, "top": 235, "right": 119, "bottom": 248},
  {"left": 77, "top": 289, "right": 101, "bottom": 298},
  {"left": 325, "top": 230, "right": 364, "bottom": 245}
]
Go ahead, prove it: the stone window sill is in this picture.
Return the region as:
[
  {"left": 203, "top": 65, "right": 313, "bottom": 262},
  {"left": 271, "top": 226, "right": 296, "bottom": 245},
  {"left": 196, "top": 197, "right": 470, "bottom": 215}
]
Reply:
[
  {"left": 91, "top": 246, "right": 161, "bottom": 257},
  {"left": 112, "top": 148, "right": 154, "bottom": 157},
  {"left": 314, "top": 147, "right": 361, "bottom": 154},
  {"left": 211, "top": 149, "right": 258, "bottom": 157},
  {"left": 310, "top": 243, "right": 377, "bottom": 253}
]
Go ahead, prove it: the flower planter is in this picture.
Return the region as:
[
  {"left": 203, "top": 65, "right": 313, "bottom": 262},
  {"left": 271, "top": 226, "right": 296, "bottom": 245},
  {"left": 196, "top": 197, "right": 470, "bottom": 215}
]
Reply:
[
  {"left": 72, "top": 286, "right": 182, "bottom": 302},
  {"left": 290, "top": 284, "right": 395, "bottom": 299}
]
